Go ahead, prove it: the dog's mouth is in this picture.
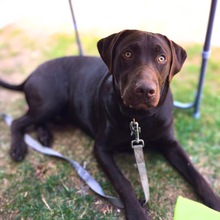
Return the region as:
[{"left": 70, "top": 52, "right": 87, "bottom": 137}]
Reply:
[
  {"left": 121, "top": 97, "right": 158, "bottom": 111},
  {"left": 120, "top": 84, "right": 161, "bottom": 111}
]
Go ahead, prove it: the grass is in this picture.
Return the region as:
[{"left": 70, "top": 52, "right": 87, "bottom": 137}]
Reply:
[{"left": 0, "top": 25, "right": 220, "bottom": 220}]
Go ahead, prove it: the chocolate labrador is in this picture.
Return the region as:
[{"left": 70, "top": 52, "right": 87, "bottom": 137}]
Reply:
[{"left": 0, "top": 30, "right": 219, "bottom": 219}]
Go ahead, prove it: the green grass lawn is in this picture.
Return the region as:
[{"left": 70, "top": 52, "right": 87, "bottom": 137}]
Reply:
[{"left": 0, "top": 25, "right": 219, "bottom": 220}]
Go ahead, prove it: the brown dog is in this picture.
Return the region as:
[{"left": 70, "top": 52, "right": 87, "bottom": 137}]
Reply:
[{"left": 0, "top": 30, "right": 219, "bottom": 219}]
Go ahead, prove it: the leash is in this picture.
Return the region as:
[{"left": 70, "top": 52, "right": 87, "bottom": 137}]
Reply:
[
  {"left": 130, "top": 119, "right": 150, "bottom": 205},
  {"left": 0, "top": 113, "right": 149, "bottom": 208},
  {"left": 0, "top": 113, "right": 123, "bottom": 209}
]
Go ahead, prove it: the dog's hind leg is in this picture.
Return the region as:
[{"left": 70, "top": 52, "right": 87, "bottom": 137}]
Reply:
[
  {"left": 9, "top": 70, "right": 69, "bottom": 161},
  {"left": 10, "top": 113, "right": 34, "bottom": 161},
  {"left": 37, "top": 124, "right": 53, "bottom": 147},
  {"left": 10, "top": 107, "right": 60, "bottom": 161}
]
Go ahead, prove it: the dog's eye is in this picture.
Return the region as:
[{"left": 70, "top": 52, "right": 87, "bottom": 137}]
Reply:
[
  {"left": 157, "top": 55, "right": 166, "bottom": 63},
  {"left": 124, "top": 51, "right": 132, "bottom": 58}
]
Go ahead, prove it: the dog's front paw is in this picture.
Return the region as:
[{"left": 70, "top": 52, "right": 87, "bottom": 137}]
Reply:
[
  {"left": 212, "top": 195, "right": 220, "bottom": 212},
  {"left": 126, "top": 205, "right": 150, "bottom": 220},
  {"left": 10, "top": 142, "right": 27, "bottom": 162},
  {"left": 203, "top": 194, "right": 220, "bottom": 212}
]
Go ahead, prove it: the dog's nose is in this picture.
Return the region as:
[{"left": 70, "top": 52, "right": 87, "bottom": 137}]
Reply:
[{"left": 135, "top": 84, "right": 156, "bottom": 99}]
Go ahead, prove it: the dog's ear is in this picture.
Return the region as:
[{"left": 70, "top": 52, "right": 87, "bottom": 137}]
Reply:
[
  {"left": 168, "top": 39, "right": 187, "bottom": 81},
  {"left": 97, "top": 30, "right": 132, "bottom": 74}
]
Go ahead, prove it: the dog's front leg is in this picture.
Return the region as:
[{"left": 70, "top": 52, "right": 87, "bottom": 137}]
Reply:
[
  {"left": 157, "top": 138, "right": 220, "bottom": 211},
  {"left": 94, "top": 142, "right": 149, "bottom": 220}
]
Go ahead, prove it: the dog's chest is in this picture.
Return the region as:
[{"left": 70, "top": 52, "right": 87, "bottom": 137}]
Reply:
[{"left": 108, "top": 115, "right": 166, "bottom": 149}]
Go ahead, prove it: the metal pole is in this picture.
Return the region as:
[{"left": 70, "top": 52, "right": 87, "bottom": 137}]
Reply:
[
  {"left": 69, "top": 0, "right": 83, "bottom": 55},
  {"left": 174, "top": 0, "right": 218, "bottom": 118},
  {"left": 193, "top": 0, "right": 218, "bottom": 118}
]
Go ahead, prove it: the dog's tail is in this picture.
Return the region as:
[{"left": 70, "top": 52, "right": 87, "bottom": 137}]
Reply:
[{"left": 0, "top": 79, "right": 24, "bottom": 92}]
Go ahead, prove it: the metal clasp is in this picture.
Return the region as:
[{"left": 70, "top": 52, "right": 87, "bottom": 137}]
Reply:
[{"left": 130, "top": 118, "right": 145, "bottom": 148}]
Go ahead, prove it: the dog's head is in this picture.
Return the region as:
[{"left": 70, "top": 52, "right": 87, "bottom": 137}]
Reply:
[{"left": 97, "top": 30, "right": 187, "bottom": 111}]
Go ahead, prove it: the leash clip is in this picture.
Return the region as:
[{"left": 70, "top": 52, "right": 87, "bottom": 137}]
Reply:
[{"left": 130, "top": 118, "right": 145, "bottom": 148}]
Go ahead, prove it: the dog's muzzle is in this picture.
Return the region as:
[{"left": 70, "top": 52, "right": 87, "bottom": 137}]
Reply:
[{"left": 121, "top": 80, "right": 160, "bottom": 111}]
